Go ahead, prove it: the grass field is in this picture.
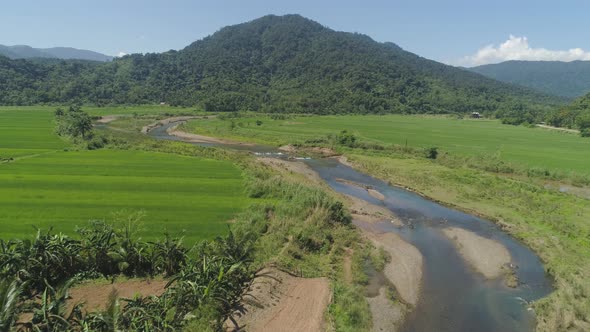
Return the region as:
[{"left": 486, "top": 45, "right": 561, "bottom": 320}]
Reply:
[
  {"left": 0, "top": 108, "right": 248, "bottom": 242},
  {"left": 0, "top": 110, "right": 68, "bottom": 159},
  {"left": 181, "top": 115, "right": 590, "bottom": 175}
]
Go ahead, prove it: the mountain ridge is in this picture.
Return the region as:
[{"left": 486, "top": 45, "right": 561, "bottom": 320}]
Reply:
[
  {"left": 0, "top": 14, "right": 564, "bottom": 120},
  {"left": 0, "top": 44, "right": 113, "bottom": 62},
  {"left": 469, "top": 60, "right": 590, "bottom": 99}
]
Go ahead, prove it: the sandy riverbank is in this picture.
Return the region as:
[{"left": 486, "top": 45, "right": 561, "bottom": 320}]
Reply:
[
  {"left": 96, "top": 115, "right": 119, "bottom": 124},
  {"left": 336, "top": 178, "right": 387, "bottom": 202},
  {"left": 168, "top": 126, "right": 256, "bottom": 146},
  {"left": 366, "top": 231, "right": 423, "bottom": 306},
  {"left": 141, "top": 115, "right": 213, "bottom": 134},
  {"left": 442, "top": 227, "right": 512, "bottom": 280},
  {"left": 257, "top": 157, "right": 323, "bottom": 184},
  {"left": 279, "top": 144, "right": 339, "bottom": 157}
]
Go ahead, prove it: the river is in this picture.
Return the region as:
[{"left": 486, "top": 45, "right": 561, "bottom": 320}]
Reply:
[{"left": 147, "top": 121, "right": 553, "bottom": 331}]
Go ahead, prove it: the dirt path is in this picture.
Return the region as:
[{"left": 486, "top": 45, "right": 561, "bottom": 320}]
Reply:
[
  {"left": 68, "top": 279, "right": 167, "bottom": 312},
  {"left": 442, "top": 227, "right": 512, "bottom": 280},
  {"left": 343, "top": 248, "right": 353, "bottom": 285},
  {"left": 228, "top": 268, "right": 331, "bottom": 332},
  {"left": 536, "top": 124, "right": 580, "bottom": 134}
]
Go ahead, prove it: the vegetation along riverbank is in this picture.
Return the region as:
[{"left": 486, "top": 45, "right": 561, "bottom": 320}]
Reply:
[{"left": 175, "top": 112, "right": 590, "bottom": 331}]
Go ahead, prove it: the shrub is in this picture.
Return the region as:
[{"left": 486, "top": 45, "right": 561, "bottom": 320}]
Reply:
[
  {"left": 336, "top": 130, "right": 357, "bottom": 148},
  {"left": 87, "top": 134, "right": 109, "bottom": 150},
  {"left": 426, "top": 147, "right": 439, "bottom": 159}
]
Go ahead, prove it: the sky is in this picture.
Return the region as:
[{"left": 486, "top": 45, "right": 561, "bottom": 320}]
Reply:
[{"left": 1, "top": 0, "right": 589, "bottom": 67}]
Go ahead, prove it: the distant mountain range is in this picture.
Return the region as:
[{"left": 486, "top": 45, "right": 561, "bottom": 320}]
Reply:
[
  {"left": 469, "top": 61, "right": 590, "bottom": 99},
  {"left": 0, "top": 44, "right": 113, "bottom": 62}
]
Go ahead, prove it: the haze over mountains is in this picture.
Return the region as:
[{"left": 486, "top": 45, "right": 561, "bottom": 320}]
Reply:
[
  {"left": 0, "top": 44, "right": 113, "bottom": 62},
  {"left": 0, "top": 14, "right": 563, "bottom": 122},
  {"left": 470, "top": 60, "right": 590, "bottom": 99}
]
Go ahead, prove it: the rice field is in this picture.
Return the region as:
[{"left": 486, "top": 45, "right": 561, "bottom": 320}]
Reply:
[
  {"left": 181, "top": 114, "right": 590, "bottom": 175},
  {"left": 0, "top": 109, "right": 248, "bottom": 242}
]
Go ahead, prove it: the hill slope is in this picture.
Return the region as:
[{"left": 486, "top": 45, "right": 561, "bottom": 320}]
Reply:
[
  {"left": 0, "top": 15, "right": 563, "bottom": 117},
  {"left": 469, "top": 60, "right": 590, "bottom": 98},
  {"left": 0, "top": 44, "right": 113, "bottom": 61}
]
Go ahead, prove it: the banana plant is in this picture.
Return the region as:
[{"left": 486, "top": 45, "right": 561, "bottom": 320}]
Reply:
[
  {"left": 0, "top": 279, "right": 23, "bottom": 332},
  {"left": 29, "top": 278, "right": 83, "bottom": 332}
]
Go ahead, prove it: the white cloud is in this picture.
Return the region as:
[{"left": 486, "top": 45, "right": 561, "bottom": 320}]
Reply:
[
  {"left": 117, "top": 51, "right": 128, "bottom": 57},
  {"left": 459, "top": 35, "right": 590, "bottom": 67}
]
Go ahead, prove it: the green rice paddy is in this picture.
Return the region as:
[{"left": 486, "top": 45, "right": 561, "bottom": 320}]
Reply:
[
  {"left": 0, "top": 109, "right": 248, "bottom": 242},
  {"left": 182, "top": 114, "right": 590, "bottom": 175}
]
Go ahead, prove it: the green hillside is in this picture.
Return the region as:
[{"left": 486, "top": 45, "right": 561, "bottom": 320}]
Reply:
[{"left": 0, "top": 15, "right": 562, "bottom": 119}]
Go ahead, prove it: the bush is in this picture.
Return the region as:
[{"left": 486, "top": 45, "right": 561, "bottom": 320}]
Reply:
[
  {"left": 426, "top": 147, "right": 439, "bottom": 159},
  {"left": 87, "top": 134, "right": 109, "bottom": 150},
  {"left": 336, "top": 130, "right": 357, "bottom": 148}
]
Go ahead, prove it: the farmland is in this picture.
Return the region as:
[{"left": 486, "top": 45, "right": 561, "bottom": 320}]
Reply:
[
  {"left": 0, "top": 108, "right": 248, "bottom": 242},
  {"left": 181, "top": 114, "right": 590, "bottom": 176}
]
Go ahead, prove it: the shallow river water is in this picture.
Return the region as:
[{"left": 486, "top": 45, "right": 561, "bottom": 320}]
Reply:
[{"left": 148, "top": 121, "right": 553, "bottom": 331}]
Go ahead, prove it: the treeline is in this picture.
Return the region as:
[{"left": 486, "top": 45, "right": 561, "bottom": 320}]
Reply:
[
  {"left": 0, "top": 15, "right": 562, "bottom": 119},
  {"left": 545, "top": 92, "right": 590, "bottom": 136}
]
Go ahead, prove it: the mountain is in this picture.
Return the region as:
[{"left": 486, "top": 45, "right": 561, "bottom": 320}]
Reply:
[
  {"left": 469, "top": 61, "right": 590, "bottom": 99},
  {"left": 0, "top": 44, "right": 113, "bottom": 62},
  {"left": 0, "top": 14, "right": 564, "bottom": 120}
]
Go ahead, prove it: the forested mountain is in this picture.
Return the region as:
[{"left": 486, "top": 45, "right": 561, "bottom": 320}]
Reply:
[
  {"left": 469, "top": 60, "right": 590, "bottom": 99},
  {"left": 0, "top": 44, "right": 113, "bottom": 62},
  {"left": 0, "top": 15, "right": 564, "bottom": 118}
]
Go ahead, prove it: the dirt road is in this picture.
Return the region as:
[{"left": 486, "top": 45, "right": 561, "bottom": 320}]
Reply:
[{"left": 228, "top": 269, "right": 331, "bottom": 332}]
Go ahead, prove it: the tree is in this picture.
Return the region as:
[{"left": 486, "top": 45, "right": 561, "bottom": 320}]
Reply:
[
  {"left": 577, "top": 115, "right": 590, "bottom": 137},
  {"left": 55, "top": 106, "right": 94, "bottom": 139}
]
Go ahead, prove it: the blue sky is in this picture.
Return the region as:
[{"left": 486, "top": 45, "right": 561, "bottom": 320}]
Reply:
[{"left": 2, "top": 0, "right": 589, "bottom": 66}]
